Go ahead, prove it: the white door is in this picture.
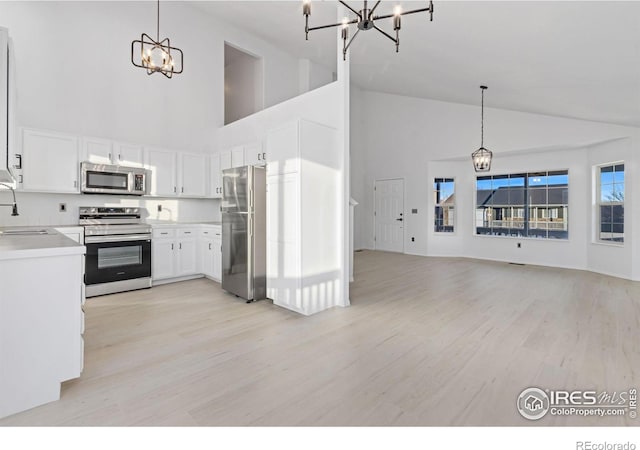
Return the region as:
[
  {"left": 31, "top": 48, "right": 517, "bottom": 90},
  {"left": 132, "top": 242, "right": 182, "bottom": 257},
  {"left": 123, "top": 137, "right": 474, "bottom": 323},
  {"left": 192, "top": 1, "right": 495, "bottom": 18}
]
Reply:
[
  {"left": 21, "top": 129, "right": 80, "bottom": 193},
  {"left": 177, "top": 238, "right": 197, "bottom": 276},
  {"left": 374, "top": 178, "right": 404, "bottom": 253},
  {"left": 145, "top": 148, "right": 177, "bottom": 196},
  {"left": 152, "top": 240, "right": 175, "bottom": 280},
  {"left": 201, "top": 239, "right": 214, "bottom": 277},
  {"left": 210, "top": 154, "right": 222, "bottom": 198},
  {"left": 180, "top": 153, "right": 207, "bottom": 197},
  {"left": 114, "top": 143, "right": 144, "bottom": 167},
  {"left": 82, "top": 137, "right": 113, "bottom": 165}
]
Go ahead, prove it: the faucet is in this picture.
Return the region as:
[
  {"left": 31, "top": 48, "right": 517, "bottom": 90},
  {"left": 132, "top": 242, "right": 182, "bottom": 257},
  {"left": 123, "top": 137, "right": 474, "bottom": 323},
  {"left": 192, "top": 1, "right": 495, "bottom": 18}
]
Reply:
[{"left": 0, "top": 182, "right": 19, "bottom": 216}]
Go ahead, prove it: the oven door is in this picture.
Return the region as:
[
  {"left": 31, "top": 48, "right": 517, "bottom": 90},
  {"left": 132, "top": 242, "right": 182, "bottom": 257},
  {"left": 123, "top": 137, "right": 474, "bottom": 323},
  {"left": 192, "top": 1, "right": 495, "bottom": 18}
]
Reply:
[{"left": 85, "top": 236, "right": 151, "bottom": 285}]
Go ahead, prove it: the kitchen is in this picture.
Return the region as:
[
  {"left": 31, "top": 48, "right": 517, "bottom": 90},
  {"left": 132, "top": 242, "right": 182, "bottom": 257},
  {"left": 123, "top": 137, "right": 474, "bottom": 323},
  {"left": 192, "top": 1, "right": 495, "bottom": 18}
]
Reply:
[{"left": 0, "top": 0, "right": 349, "bottom": 424}]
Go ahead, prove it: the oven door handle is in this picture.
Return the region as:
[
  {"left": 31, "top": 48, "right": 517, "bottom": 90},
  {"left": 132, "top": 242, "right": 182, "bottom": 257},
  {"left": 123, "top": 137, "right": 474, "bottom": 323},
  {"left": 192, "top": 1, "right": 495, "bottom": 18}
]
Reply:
[{"left": 85, "top": 234, "right": 152, "bottom": 244}]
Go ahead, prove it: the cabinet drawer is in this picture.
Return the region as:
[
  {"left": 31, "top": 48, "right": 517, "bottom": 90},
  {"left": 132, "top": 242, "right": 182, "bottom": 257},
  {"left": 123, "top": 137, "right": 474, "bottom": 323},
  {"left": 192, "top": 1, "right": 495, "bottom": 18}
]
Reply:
[
  {"left": 153, "top": 228, "right": 176, "bottom": 238},
  {"left": 178, "top": 228, "right": 197, "bottom": 237}
]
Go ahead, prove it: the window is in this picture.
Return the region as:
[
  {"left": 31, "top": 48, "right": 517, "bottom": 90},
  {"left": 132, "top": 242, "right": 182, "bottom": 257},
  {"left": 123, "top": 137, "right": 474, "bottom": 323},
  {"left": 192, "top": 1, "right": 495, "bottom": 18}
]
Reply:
[
  {"left": 598, "top": 163, "right": 624, "bottom": 243},
  {"left": 434, "top": 178, "right": 455, "bottom": 233},
  {"left": 476, "top": 170, "right": 568, "bottom": 239}
]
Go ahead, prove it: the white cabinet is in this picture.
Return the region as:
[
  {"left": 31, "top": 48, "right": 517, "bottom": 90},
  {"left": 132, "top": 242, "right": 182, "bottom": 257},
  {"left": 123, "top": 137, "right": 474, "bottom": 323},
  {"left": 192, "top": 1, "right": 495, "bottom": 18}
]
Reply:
[
  {"left": 152, "top": 239, "right": 176, "bottom": 280},
  {"left": 200, "top": 226, "right": 222, "bottom": 281},
  {"left": 83, "top": 138, "right": 144, "bottom": 168},
  {"left": 151, "top": 227, "right": 198, "bottom": 281},
  {"left": 145, "top": 148, "right": 178, "bottom": 197},
  {"left": 265, "top": 119, "right": 344, "bottom": 315},
  {"left": 231, "top": 146, "right": 245, "bottom": 168},
  {"left": 20, "top": 128, "right": 80, "bottom": 193},
  {"left": 180, "top": 153, "right": 207, "bottom": 197},
  {"left": 210, "top": 154, "right": 222, "bottom": 198},
  {"left": 244, "top": 142, "right": 266, "bottom": 166},
  {"left": 81, "top": 137, "right": 113, "bottom": 165},
  {"left": 113, "top": 142, "right": 144, "bottom": 167}
]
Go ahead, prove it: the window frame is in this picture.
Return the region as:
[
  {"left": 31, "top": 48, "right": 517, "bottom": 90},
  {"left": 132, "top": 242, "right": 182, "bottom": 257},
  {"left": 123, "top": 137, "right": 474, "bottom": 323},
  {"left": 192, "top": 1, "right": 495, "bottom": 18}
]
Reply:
[
  {"left": 473, "top": 169, "right": 570, "bottom": 241},
  {"left": 595, "top": 161, "right": 625, "bottom": 245},
  {"left": 433, "top": 177, "right": 456, "bottom": 235}
]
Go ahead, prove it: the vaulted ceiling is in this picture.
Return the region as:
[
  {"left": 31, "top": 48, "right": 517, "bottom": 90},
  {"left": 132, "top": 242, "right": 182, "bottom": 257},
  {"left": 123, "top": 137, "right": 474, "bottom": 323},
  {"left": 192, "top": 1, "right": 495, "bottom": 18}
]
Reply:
[{"left": 193, "top": 1, "right": 640, "bottom": 127}]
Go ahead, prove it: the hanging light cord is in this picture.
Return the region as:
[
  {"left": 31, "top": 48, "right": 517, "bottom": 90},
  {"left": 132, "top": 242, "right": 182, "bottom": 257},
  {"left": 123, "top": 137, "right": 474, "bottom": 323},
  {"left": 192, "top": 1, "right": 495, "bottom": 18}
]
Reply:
[
  {"left": 156, "top": 0, "right": 160, "bottom": 42},
  {"left": 480, "top": 86, "right": 487, "bottom": 148}
]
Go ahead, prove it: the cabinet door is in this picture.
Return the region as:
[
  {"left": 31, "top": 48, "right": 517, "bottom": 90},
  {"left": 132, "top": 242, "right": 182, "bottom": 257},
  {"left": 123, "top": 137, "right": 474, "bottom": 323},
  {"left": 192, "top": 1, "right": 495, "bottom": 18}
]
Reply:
[
  {"left": 152, "top": 239, "right": 176, "bottom": 280},
  {"left": 209, "top": 154, "right": 222, "bottom": 198},
  {"left": 21, "top": 129, "right": 80, "bottom": 193},
  {"left": 177, "top": 238, "right": 197, "bottom": 276},
  {"left": 145, "top": 148, "right": 178, "bottom": 197},
  {"left": 180, "top": 153, "right": 207, "bottom": 197},
  {"left": 81, "top": 137, "right": 113, "bottom": 165},
  {"left": 114, "top": 142, "right": 144, "bottom": 168},
  {"left": 244, "top": 142, "right": 265, "bottom": 167},
  {"left": 201, "top": 239, "right": 214, "bottom": 278},
  {"left": 231, "top": 146, "right": 245, "bottom": 168},
  {"left": 213, "top": 237, "right": 222, "bottom": 281},
  {"left": 219, "top": 150, "right": 232, "bottom": 171}
]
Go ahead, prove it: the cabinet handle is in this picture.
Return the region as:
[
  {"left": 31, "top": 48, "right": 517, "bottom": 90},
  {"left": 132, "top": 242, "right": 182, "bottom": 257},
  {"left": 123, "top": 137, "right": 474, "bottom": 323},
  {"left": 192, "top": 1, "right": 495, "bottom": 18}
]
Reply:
[
  {"left": 179, "top": 243, "right": 182, "bottom": 249},
  {"left": 118, "top": 154, "right": 122, "bottom": 160},
  {"left": 108, "top": 153, "right": 112, "bottom": 160},
  {"left": 74, "top": 180, "right": 77, "bottom": 188},
  {"left": 171, "top": 243, "right": 174, "bottom": 250},
  {"left": 174, "top": 186, "right": 177, "bottom": 193},
  {"left": 262, "top": 152, "right": 266, "bottom": 160},
  {"left": 209, "top": 243, "right": 212, "bottom": 250},
  {"left": 18, "top": 174, "right": 23, "bottom": 184},
  {"left": 181, "top": 187, "right": 184, "bottom": 193},
  {"left": 14, "top": 154, "right": 22, "bottom": 170},
  {"left": 257, "top": 153, "right": 261, "bottom": 161},
  {"left": 184, "top": 231, "right": 191, "bottom": 234},
  {"left": 160, "top": 232, "right": 168, "bottom": 235}
]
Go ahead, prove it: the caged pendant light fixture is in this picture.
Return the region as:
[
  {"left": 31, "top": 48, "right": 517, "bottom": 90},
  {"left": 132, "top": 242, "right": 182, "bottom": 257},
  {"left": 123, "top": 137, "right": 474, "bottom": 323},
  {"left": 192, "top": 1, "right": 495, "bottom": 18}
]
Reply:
[
  {"left": 131, "top": 0, "right": 183, "bottom": 78},
  {"left": 471, "top": 86, "right": 493, "bottom": 172},
  {"left": 303, "top": 0, "right": 434, "bottom": 61}
]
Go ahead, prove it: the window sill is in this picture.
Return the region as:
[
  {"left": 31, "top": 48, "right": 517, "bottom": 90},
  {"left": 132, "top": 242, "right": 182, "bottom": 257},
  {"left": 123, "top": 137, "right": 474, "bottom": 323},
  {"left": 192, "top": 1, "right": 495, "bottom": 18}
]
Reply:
[
  {"left": 473, "top": 233, "right": 570, "bottom": 242},
  {"left": 591, "top": 240, "right": 625, "bottom": 248}
]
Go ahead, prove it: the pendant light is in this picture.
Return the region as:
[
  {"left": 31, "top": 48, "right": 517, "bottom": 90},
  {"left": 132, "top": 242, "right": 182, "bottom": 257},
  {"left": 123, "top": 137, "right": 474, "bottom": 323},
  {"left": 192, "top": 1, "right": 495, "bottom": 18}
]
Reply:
[
  {"left": 131, "top": 0, "right": 183, "bottom": 78},
  {"left": 471, "top": 86, "right": 492, "bottom": 172}
]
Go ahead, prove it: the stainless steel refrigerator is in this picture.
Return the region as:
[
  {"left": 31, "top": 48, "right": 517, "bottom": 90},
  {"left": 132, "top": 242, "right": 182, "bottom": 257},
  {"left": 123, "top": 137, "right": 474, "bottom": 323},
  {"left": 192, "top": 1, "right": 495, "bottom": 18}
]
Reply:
[{"left": 221, "top": 165, "right": 266, "bottom": 301}]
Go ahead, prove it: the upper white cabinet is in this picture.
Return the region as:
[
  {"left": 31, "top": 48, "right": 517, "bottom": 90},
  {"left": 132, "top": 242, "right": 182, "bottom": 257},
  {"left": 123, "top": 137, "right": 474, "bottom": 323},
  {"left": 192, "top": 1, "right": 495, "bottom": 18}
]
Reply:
[
  {"left": 220, "top": 150, "right": 231, "bottom": 172},
  {"left": 113, "top": 142, "right": 144, "bottom": 167},
  {"left": 145, "top": 148, "right": 178, "bottom": 197},
  {"left": 180, "top": 153, "right": 207, "bottom": 197},
  {"left": 210, "top": 154, "right": 222, "bottom": 198},
  {"left": 231, "top": 146, "right": 245, "bottom": 168},
  {"left": 83, "top": 138, "right": 143, "bottom": 168},
  {"left": 244, "top": 142, "right": 266, "bottom": 167},
  {"left": 20, "top": 128, "right": 80, "bottom": 193}
]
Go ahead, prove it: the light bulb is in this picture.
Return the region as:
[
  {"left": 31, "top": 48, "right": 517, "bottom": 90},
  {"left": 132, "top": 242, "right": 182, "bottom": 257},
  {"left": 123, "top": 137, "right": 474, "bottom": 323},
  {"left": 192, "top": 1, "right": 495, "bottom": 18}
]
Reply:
[
  {"left": 342, "top": 17, "right": 349, "bottom": 28},
  {"left": 302, "top": 0, "right": 311, "bottom": 16},
  {"left": 394, "top": 5, "right": 402, "bottom": 16}
]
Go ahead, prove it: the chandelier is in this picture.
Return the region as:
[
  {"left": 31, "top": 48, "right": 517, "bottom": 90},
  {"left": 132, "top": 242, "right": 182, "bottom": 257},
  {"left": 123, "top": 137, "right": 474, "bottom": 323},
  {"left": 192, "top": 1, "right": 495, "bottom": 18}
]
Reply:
[
  {"left": 131, "top": 0, "right": 183, "bottom": 78},
  {"left": 471, "top": 86, "right": 493, "bottom": 172},
  {"left": 303, "top": 1, "right": 434, "bottom": 60}
]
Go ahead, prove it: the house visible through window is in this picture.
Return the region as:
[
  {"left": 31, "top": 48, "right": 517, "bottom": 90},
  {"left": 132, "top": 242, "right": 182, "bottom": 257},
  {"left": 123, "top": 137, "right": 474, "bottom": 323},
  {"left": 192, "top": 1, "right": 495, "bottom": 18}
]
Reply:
[
  {"left": 475, "top": 170, "right": 569, "bottom": 239},
  {"left": 434, "top": 178, "right": 455, "bottom": 233},
  {"left": 598, "top": 163, "right": 624, "bottom": 243}
]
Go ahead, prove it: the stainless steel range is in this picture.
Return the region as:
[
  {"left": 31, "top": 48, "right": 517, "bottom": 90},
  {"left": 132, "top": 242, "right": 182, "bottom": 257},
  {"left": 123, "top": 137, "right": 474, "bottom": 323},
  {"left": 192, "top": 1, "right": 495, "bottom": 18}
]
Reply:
[{"left": 80, "top": 207, "right": 152, "bottom": 297}]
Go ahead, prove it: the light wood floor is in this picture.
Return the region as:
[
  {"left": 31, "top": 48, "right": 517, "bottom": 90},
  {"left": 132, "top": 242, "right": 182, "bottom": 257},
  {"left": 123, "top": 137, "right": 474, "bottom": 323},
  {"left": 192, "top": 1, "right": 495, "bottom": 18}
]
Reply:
[{"left": 2, "top": 250, "right": 639, "bottom": 426}]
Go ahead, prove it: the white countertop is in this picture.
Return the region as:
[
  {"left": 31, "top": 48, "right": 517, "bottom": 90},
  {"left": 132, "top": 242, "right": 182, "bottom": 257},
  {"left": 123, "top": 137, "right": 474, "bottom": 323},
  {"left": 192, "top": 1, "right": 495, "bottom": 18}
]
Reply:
[
  {"left": 146, "top": 220, "right": 221, "bottom": 227},
  {"left": 0, "top": 227, "right": 85, "bottom": 260}
]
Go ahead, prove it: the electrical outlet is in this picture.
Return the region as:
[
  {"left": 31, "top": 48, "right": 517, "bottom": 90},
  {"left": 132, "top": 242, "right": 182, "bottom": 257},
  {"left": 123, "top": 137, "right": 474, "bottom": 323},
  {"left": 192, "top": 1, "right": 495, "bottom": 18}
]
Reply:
[
  {"left": 517, "top": 242, "right": 522, "bottom": 248},
  {"left": 157, "top": 204, "right": 162, "bottom": 212},
  {"left": 59, "top": 203, "right": 66, "bottom": 212}
]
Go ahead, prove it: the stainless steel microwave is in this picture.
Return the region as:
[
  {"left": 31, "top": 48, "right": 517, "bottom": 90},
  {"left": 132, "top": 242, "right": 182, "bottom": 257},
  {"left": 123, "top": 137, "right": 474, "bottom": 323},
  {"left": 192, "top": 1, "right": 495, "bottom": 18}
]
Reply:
[{"left": 81, "top": 162, "right": 149, "bottom": 196}]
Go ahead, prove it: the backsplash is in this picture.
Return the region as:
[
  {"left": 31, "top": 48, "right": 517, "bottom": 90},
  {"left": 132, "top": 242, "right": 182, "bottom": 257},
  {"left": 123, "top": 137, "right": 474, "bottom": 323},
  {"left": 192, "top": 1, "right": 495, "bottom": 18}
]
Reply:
[{"left": 0, "top": 192, "right": 220, "bottom": 227}]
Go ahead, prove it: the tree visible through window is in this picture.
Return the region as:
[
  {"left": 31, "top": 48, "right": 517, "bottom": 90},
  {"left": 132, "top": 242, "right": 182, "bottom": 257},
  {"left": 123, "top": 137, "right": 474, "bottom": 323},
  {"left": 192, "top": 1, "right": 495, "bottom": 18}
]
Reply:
[
  {"left": 598, "top": 163, "right": 624, "bottom": 243},
  {"left": 434, "top": 178, "right": 455, "bottom": 233},
  {"left": 475, "top": 170, "right": 569, "bottom": 239}
]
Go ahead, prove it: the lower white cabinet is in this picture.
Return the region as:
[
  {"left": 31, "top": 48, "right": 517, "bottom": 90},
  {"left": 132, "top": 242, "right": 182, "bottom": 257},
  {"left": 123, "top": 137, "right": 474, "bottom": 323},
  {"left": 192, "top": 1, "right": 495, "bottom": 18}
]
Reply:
[
  {"left": 152, "top": 225, "right": 221, "bottom": 282},
  {"left": 199, "top": 226, "right": 222, "bottom": 281}
]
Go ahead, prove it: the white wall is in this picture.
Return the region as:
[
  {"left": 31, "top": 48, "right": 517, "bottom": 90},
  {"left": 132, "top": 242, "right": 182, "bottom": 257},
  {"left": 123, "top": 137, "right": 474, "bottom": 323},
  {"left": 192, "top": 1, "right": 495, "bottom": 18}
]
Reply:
[
  {"left": 0, "top": 1, "right": 302, "bottom": 152},
  {"left": 351, "top": 89, "right": 640, "bottom": 280},
  {"left": 0, "top": 192, "right": 219, "bottom": 227}
]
